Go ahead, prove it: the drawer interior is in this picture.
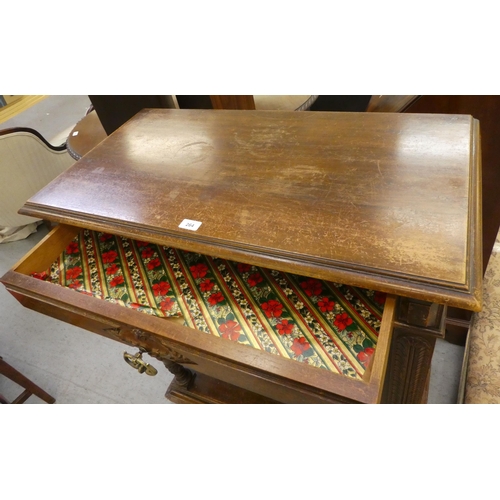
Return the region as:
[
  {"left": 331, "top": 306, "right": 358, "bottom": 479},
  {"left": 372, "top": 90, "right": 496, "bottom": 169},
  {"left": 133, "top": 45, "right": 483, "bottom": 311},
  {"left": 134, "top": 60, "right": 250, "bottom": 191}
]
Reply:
[{"left": 3, "top": 224, "right": 396, "bottom": 403}]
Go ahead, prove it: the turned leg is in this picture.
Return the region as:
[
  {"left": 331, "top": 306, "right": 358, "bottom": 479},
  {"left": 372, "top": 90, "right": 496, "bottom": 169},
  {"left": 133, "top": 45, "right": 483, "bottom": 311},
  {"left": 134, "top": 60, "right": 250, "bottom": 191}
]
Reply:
[
  {"left": 382, "top": 298, "right": 446, "bottom": 404},
  {"left": 163, "top": 359, "right": 195, "bottom": 389}
]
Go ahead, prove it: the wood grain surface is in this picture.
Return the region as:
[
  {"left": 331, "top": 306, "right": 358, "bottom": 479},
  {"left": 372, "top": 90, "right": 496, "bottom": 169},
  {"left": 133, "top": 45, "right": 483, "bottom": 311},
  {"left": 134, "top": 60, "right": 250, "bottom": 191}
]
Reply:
[{"left": 20, "top": 109, "right": 482, "bottom": 310}]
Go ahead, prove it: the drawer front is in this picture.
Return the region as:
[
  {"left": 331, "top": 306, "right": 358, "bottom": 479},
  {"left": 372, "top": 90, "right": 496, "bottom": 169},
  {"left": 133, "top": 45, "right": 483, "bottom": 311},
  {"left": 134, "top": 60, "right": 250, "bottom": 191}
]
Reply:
[{"left": 1, "top": 225, "right": 395, "bottom": 404}]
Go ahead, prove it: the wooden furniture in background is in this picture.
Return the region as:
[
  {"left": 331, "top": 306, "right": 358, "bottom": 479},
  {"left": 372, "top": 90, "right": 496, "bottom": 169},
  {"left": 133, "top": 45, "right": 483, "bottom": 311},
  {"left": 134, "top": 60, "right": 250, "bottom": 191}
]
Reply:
[
  {"left": 66, "top": 110, "right": 108, "bottom": 161},
  {"left": 254, "top": 95, "right": 318, "bottom": 111},
  {"left": 68, "top": 96, "right": 319, "bottom": 160},
  {"left": 209, "top": 95, "right": 319, "bottom": 111},
  {"left": 366, "top": 95, "right": 420, "bottom": 113},
  {"left": 1, "top": 110, "right": 482, "bottom": 404},
  {"left": 0, "top": 356, "right": 55, "bottom": 404},
  {"left": 88, "top": 95, "right": 178, "bottom": 135},
  {"left": 88, "top": 95, "right": 319, "bottom": 136},
  {"left": 210, "top": 95, "right": 256, "bottom": 110}
]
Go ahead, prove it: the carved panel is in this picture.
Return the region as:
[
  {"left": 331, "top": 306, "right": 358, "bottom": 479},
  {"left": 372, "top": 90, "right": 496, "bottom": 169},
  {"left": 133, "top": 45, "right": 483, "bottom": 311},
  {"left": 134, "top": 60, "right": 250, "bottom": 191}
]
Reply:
[
  {"left": 112, "top": 327, "right": 196, "bottom": 366},
  {"left": 383, "top": 330, "right": 436, "bottom": 404},
  {"left": 163, "top": 359, "right": 195, "bottom": 389},
  {"left": 131, "top": 328, "right": 196, "bottom": 365}
]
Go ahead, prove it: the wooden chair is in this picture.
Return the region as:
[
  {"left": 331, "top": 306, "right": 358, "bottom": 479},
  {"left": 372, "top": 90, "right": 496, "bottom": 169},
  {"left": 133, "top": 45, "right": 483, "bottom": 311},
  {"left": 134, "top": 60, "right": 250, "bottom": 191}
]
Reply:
[
  {"left": 0, "top": 356, "right": 55, "bottom": 404},
  {"left": 0, "top": 127, "right": 75, "bottom": 242}
]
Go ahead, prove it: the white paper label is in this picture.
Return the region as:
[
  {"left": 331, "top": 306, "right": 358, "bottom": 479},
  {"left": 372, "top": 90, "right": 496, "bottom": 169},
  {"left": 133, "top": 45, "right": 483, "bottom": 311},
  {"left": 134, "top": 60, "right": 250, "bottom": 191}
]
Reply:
[{"left": 179, "top": 219, "right": 202, "bottom": 231}]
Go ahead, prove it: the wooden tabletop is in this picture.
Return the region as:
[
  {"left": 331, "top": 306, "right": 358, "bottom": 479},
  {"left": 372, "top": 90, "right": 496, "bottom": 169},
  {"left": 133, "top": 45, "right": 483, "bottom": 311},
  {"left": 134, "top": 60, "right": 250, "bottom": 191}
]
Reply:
[{"left": 21, "top": 109, "right": 482, "bottom": 310}]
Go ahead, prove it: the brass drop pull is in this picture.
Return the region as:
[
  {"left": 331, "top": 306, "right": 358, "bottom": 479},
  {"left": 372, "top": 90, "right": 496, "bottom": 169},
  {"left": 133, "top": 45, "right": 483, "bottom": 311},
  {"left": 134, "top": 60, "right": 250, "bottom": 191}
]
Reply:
[{"left": 123, "top": 348, "right": 158, "bottom": 376}]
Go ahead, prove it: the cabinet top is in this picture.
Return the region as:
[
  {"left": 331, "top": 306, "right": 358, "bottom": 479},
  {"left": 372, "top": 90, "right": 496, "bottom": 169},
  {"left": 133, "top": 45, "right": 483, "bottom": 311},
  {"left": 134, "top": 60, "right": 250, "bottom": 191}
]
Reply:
[{"left": 21, "top": 109, "right": 482, "bottom": 310}]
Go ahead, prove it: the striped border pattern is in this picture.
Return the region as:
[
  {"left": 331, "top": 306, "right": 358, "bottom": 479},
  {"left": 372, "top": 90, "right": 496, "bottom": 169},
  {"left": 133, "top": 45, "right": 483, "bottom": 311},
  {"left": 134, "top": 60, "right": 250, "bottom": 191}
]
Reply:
[{"left": 42, "top": 230, "right": 386, "bottom": 379}]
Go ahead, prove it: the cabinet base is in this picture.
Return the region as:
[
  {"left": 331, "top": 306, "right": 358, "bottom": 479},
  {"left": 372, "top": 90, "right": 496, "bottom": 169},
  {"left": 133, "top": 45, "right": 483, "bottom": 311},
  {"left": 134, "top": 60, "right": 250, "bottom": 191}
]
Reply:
[{"left": 165, "top": 372, "right": 279, "bottom": 404}]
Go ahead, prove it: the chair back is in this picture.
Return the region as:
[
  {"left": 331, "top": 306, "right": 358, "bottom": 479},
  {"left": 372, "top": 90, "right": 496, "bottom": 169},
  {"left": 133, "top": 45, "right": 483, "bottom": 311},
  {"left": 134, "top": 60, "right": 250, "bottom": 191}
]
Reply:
[{"left": 0, "top": 128, "right": 74, "bottom": 228}]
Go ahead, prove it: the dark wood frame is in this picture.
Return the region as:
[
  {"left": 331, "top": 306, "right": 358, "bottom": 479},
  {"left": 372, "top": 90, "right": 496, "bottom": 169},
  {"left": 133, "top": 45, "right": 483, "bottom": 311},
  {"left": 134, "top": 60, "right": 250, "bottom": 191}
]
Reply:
[
  {"left": 0, "top": 356, "right": 55, "bottom": 404},
  {"left": 0, "top": 127, "right": 67, "bottom": 151}
]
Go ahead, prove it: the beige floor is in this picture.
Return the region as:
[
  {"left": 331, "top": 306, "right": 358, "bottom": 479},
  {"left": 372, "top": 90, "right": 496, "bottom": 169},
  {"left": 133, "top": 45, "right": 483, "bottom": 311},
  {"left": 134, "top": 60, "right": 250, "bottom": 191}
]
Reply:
[
  {"left": 0, "top": 95, "right": 48, "bottom": 125},
  {"left": 0, "top": 96, "right": 465, "bottom": 404}
]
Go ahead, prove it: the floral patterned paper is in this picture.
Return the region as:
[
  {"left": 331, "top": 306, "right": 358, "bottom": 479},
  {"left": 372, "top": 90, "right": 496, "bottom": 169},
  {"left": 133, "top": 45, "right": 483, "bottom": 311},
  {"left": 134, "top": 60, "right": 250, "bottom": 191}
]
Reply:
[{"left": 35, "top": 230, "right": 386, "bottom": 380}]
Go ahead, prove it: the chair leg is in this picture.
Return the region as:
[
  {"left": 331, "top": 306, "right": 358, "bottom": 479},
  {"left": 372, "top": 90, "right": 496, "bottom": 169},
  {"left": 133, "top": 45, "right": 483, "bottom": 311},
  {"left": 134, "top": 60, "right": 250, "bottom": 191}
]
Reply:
[{"left": 0, "top": 357, "right": 55, "bottom": 404}]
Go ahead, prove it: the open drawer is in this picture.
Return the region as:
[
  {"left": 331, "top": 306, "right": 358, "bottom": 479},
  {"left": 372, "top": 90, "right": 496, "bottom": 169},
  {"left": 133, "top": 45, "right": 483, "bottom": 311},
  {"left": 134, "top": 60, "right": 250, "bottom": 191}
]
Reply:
[{"left": 1, "top": 224, "right": 396, "bottom": 404}]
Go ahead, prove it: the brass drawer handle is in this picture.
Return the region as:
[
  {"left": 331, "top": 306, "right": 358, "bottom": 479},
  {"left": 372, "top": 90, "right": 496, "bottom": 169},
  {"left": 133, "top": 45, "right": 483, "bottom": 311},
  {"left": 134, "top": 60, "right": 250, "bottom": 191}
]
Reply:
[{"left": 123, "top": 348, "right": 158, "bottom": 376}]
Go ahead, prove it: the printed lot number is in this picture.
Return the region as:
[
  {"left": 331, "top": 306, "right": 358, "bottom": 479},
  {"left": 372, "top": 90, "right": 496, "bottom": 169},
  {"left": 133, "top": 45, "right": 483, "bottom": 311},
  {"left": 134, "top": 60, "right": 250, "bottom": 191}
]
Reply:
[{"left": 179, "top": 219, "right": 202, "bottom": 231}]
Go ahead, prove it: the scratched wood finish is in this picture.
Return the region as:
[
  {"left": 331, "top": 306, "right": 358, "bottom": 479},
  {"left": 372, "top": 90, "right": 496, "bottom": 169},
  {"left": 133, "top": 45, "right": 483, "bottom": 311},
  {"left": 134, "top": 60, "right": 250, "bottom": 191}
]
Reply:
[
  {"left": 20, "top": 109, "right": 482, "bottom": 311},
  {"left": 368, "top": 95, "right": 500, "bottom": 274},
  {"left": 367, "top": 95, "right": 500, "bottom": 345}
]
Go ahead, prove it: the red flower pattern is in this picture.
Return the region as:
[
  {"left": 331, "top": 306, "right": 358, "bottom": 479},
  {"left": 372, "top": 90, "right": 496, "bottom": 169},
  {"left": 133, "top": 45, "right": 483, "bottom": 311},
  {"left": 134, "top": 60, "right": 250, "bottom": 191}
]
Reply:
[
  {"left": 141, "top": 247, "right": 155, "bottom": 259},
  {"left": 357, "top": 351, "right": 368, "bottom": 363},
  {"left": 300, "top": 278, "right": 323, "bottom": 297},
  {"left": 53, "top": 232, "right": 383, "bottom": 375},
  {"left": 291, "top": 337, "right": 311, "bottom": 356},
  {"left": 219, "top": 320, "right": 242, "bottom": 341},
  {"left": 66, "top": 266, "right": 82, "bottom": 280},
  {"left": 247, "top": 272, "right": 263, "bottom": 287},
  {"left": 334, "top": 312, "right": 353, "bottom": 331},
  {"left": 106, "top": 264, "right": 119, "bottom": 275},
  {"left": 66, "top": 242, "right": 79, "bottom": 254},
  {"left": 160, "top": 298, "right": 175, "bottom": 311},
  {"left": 102, "top": 251, "right": 118, "bottom": 264},
  {"left": 208, "top": 292, "right": 225, "bottom": 306},
  {"left": 147, "top": 258, "right": 161, "bottom": 270},
  {"left": 190, "top": 263, "right": 208, "bottom": 279},
  {"left": 357, "top": 347, "right": 375, "bottom": 366},
  {"left": 152, "top": 281, "right": 170, "bottom": 296},
  {"left": 135, "top": 240, "right": 149, "bottom": 247},
  {"left": 237, "top": 263, "right": 252, "bottom": 273},
  {"left": 110, "top": 275, "right": 124, "bottom": 287},
  {"left": 261, "top": 299, "right": 283, "bottom": 318},
  {"left": 276, "top": 319, "right": 293, "bottom": 335},
  {"left": 317, "top": 297, "right": 335, "bottom": 312},
  {"left": 31, "top": 272, "right": 48, "bottom": 280},
  {"left": 200, "top": 279, "right": 214, "bottom": 292}
]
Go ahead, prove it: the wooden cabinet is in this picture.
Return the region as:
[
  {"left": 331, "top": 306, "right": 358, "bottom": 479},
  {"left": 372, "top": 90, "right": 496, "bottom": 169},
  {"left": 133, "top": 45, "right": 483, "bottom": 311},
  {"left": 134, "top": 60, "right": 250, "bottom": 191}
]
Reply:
[{"left": 0, "top": 109, "right": 482, "bottom": 403}]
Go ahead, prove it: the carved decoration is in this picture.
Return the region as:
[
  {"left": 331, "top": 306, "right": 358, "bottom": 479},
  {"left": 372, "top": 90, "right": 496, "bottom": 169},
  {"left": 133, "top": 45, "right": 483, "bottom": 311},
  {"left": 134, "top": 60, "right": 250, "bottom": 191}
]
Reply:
[
  {"left": 114, "top": 328, "right": 196, "bottom": 389},
  {"left": 112, "top": 327, "right": 196, "bottom": 366},
  {"left": 383, "top": 330, "right": 436, "bottom": 404},
  {"left": 131, "top": 328, "right": 196, "bottom": 365},
  {"left": 163, "top": 359, "right": 195, "bottom": 389}
]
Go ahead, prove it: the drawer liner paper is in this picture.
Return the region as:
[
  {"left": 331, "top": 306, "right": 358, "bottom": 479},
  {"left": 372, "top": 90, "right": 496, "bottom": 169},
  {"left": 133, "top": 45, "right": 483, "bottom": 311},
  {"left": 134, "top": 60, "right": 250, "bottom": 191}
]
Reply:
[{"left": 35, "top": 230, "right": 386, "bottom": 379}]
